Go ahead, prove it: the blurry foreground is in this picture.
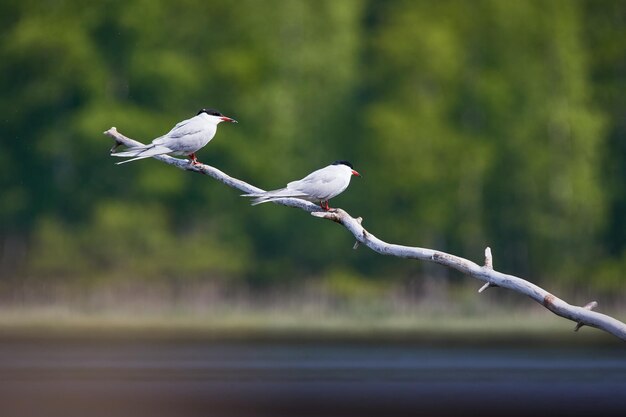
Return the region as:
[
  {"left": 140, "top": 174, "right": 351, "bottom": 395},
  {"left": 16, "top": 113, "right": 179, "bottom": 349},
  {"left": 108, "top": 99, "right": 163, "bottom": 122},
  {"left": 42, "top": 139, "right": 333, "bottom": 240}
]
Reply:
[
  {"left": 0, "top": 279, "right": 622, "bottom": 344},
  {"left": 1, "top": 337, "right": 625, "bottom": 417}
]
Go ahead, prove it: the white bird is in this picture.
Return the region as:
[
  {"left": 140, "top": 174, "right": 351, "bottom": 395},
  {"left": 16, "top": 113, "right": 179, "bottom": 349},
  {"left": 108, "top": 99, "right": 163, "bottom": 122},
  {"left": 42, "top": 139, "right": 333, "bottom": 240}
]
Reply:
[
  {"left": 242, "top": 160, "right": 361, "bottom": 211},
  {"left": 112, "top": 108, "right": 237, "bottom": 165}
]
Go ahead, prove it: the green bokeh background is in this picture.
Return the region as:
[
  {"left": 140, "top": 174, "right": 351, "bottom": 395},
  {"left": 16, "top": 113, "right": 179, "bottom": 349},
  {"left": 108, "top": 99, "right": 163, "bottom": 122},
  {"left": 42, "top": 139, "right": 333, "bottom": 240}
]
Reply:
[{"left": 0, "top": 0, "right": 624, "bottom": 318}]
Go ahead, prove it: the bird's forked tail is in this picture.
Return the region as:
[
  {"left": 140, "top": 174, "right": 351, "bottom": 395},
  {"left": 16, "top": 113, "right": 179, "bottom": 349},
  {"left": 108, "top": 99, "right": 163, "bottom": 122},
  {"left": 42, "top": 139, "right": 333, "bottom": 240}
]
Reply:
[{"left": 111, "top": 145, "right": 173, "bottom": 165}]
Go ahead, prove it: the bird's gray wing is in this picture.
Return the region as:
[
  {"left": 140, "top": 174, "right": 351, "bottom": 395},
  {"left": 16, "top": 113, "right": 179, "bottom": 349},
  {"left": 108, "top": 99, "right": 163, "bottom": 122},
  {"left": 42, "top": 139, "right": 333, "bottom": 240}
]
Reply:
[
  {"left": 152, "top": 116, "right": 204, "bottom": 151},
  {"left": 287, "top": 166, "right": 346, "bottom": 200},
  {"left": 287, "top": 166, "right": 335, "bottom": 189}
]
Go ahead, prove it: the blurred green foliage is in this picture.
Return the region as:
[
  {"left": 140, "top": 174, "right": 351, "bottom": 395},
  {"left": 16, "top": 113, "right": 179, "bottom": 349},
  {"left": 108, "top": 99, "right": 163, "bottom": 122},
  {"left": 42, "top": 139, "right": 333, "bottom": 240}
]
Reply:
[{"left": 0, "top": 0, "right": 624, "bottom": 297}]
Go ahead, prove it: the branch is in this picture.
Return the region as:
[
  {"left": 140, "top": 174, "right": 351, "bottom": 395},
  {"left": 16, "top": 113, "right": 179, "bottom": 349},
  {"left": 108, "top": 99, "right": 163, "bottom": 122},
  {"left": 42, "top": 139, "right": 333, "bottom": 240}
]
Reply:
[{"left": 105, "top": 127, "right": 626, "bottom": 341}]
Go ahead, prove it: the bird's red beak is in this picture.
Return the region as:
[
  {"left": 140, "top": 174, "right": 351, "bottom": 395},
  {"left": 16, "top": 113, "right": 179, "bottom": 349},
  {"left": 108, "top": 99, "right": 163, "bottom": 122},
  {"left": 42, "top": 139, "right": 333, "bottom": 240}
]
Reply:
[
  {"left": 220, "top": 116, "right": 238, "bottom": 123},
  {"left": 352, "top": 170, "right": 361, "bottom": 177}
]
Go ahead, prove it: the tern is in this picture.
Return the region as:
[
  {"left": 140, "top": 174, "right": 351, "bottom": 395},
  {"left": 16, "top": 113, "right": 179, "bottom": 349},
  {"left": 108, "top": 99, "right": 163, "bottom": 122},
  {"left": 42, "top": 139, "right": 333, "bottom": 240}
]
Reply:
[
  {"left": 242, "top": 160, "right": 361, "bottom": 211},
  {"left": 112, "top": 108, "right": 237, "bottom": 165}
]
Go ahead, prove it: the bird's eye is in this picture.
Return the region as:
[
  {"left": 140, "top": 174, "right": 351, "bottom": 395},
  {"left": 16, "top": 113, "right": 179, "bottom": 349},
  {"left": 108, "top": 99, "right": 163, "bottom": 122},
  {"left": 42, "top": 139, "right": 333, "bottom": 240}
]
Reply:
[{"left": 211, "top": 111, "right": 221, "bottom": 116}]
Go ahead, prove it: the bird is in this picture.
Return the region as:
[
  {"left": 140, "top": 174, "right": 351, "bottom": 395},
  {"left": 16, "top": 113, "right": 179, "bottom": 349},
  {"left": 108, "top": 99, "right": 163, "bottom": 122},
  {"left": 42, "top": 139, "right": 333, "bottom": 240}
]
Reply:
[
  {"left": 242, "top": 160, "right": 361, "bottom": 211},
  {"left": 111, "top": 108, "right": 237, "bottom": 165}
]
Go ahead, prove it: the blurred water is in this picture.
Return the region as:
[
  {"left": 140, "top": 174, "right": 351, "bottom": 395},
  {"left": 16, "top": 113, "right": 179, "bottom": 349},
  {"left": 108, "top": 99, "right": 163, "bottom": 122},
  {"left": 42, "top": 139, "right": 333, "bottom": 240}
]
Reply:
[{"left": 0, "top": 339, "right": 624, "bottom": 417}]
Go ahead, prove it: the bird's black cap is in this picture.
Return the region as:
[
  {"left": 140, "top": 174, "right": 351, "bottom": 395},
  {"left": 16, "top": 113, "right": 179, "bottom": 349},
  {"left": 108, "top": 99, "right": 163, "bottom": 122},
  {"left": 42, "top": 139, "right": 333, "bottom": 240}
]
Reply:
[
  {"left": 197, "top": 108, "right": 224, "bottom": 117},
  {"left": 332, "top": 160, "right": 354, "bottom": 169}
]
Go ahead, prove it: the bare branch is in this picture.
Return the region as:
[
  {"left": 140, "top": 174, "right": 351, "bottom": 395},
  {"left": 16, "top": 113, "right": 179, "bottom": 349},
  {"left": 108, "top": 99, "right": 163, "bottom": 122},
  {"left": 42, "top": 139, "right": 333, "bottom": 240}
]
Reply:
[
  {"left": 484, "top": 247, "right": 493, "bottom": 269},
  {"left": 478, "top": 247, "right": 497, "bottom": 293},
  {"left": 353, "top": 217, "right": 363, "bottom": 250},
  {"left": 574, "top": 301, "right": 599, "bottom": 332},
  {"left": 478, "top": 282, "right": 491, "bottom": 293},
  {"left": 105, "top": 128, "right": 626, "bottom": 341}
]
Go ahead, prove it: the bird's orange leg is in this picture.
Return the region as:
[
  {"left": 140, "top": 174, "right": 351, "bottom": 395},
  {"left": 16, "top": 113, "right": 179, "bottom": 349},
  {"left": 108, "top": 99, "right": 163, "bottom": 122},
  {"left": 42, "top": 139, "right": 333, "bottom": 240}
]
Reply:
[{"left": 189, "top": 153, "right": 200, "bottom": 165}]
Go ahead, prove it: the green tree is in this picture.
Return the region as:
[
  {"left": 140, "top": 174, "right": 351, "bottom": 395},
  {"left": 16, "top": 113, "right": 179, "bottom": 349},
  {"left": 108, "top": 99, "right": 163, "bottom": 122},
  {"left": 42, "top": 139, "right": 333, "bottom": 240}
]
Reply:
[
  {"left": 359, "top": 0, "right": 605, "bottom": 284},
  {"left": 0, "top": 0, "right": 622, "bottom": 298}
]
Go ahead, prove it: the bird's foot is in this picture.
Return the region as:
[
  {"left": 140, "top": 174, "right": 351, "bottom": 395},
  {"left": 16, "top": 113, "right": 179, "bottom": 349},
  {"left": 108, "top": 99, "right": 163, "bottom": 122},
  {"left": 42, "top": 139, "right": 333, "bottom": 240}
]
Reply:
[{"left": 188, "top": 153, "right": 201, "bottom": 165}]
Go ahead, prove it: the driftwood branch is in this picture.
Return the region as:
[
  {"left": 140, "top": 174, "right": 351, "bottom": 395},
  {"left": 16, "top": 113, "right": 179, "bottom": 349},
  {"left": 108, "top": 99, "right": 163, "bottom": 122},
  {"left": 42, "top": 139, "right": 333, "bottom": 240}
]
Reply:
[{"left": 105, "top": 127, "right": 626, "bottom": 341}]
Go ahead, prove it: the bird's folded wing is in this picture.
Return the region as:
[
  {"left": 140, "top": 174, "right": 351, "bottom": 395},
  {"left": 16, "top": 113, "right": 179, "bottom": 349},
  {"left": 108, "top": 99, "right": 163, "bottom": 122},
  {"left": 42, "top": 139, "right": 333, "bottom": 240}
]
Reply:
[{"left": 288, "top": 174, "right": 345, "bottom": 200}]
